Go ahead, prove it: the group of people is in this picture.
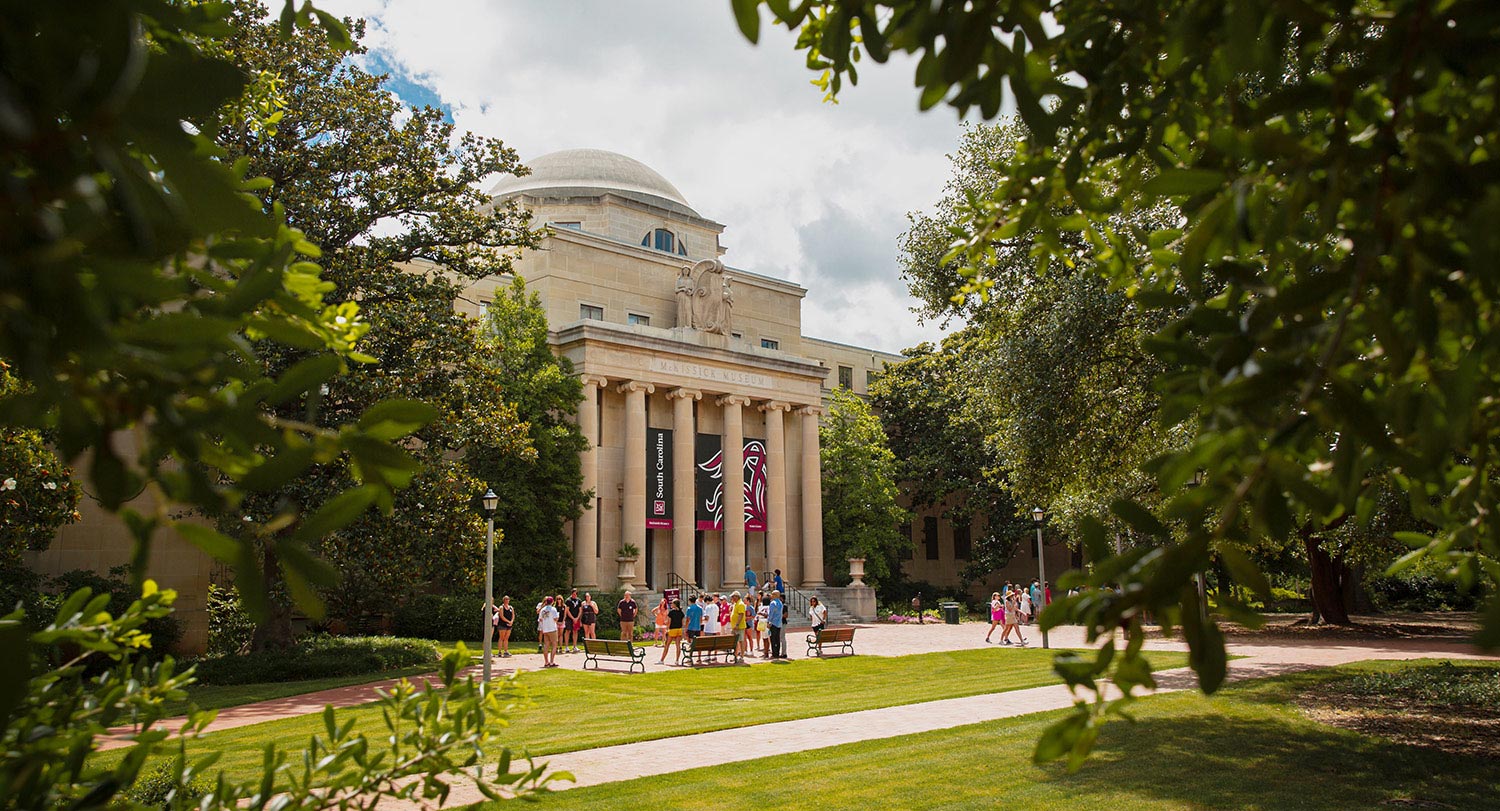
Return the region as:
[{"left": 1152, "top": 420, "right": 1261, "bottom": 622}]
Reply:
[
  {"left": 985, "top": 580, "right": 1050, "bottom": 646},
  {"left": 648, "top": 588, "right": 828, "bottom": 665},
  {"left": 490, "top": 567, "right": 825, "bottom": 669}
]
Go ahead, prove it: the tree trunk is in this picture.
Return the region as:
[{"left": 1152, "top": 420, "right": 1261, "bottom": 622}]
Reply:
[
  {"left": 1302, "top": 529, "right": 1352, "bottom": 625},
  {"left": 250, "top": 541, "right": 295, "bottom": 651}
]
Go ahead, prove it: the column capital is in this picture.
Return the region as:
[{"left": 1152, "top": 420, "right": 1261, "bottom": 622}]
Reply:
[
  {"left": 716, "top": 393, "right": 752, "bottom": 408},
  {"left": 796, "top": 404, "right": 823, "bottom": 417},
  {"left": 616, "top": 380, "right": 656, "bottom": 395},
  {"left": 580, "top": 374, "right": 610, "bottom": 389},
  {"left": 759, "top": 400, "right": 793, "bottom": 413},
  {"left": 666, "top": 387, "right": 702, "bottom": 401}
]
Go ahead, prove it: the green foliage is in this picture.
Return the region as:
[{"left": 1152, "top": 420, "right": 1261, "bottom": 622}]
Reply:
[
  {"left": 0, "top": 582, "right": 557, "bottom": 808},
  {"left": 209, "top": 2, "right": 541, "bottom": 641},
  {"left": 206, "top": 584, "right": 255, "bottom": 656},
  {"left": 1339, "top": 662, "right": 1500, "bottom": 710},
  {"left": 0, "top": 0, "right": 437, "bottom": 619},
  {"left": 470, "top": 278, "right": 589, "bottom": 598},
  {"left": 124, "top": 761, "right": 212, "bottom": 811},
  {"left": 743, "top": 0, "right": 1500, "bottom": 768},
  {"left": 393, "top": 593, "right": 489, "bottom": 642},
  {"left": 47, "top": 568, "right": 184, "bottom": 656},
  {"left": 0, "top": 364, "right": 82, "bottom": 564},
  {"left": 820, "top": 388, "right": 911, "bottom": 590},
  {"left": 1365, "top": 571, "right": 1488, "bottom": 613},
  {"left": 190, "top": 634, "right": 438, "bottom": 685}
]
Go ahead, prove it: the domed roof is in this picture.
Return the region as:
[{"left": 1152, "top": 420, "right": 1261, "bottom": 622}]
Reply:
[{"left": 489, "top": 149, "right": 699, "bottom": 217}]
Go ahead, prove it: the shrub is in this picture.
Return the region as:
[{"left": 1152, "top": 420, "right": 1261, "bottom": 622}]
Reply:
[
  {"left": 206, "top": 583, "right": 255, "bottom": 655},
  {"left": 191, "top": 635, "right": 438, "bottom": 685},
  {"left": 1366, "top": 571, "right": 1487, "bottom": 612},
  {"left": 48, "top": 567, "right": 182, "bottom": 654},
  {"left": 124, "top": 761, "right": 211, "bottom": 810},
  {"left": 391, "top": 588, "right": 634, "bottom": 644}
]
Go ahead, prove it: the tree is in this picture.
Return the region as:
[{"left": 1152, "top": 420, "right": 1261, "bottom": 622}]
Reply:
[
  {"left": 736, "top": 0, "right": 1500, "bottom": 767},
  {"left": 820, "top": 388, "right": 912, "bottom": 590},
  {"left": 0, "top": 1, "right": 428, "bottom": 617},
  {"left": 869, "top": 333, "right": 1027, "bottom": 585},
  {"left": 0, "top": 364, "right": 81, "bottom": 568},
  {"left": 210, "top": 3, "right": 539, "bottom": 644},
  {"left": 470, "top": 279, "right": 590, "bottom": 598}
]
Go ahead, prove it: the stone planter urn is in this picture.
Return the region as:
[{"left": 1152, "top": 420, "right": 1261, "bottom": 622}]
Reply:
[
  {"left": 616, "top": 554, "right": 640, "bottom": 590},
  {"left": 847, "top": 557, "right": 867, "bottom": 587}
]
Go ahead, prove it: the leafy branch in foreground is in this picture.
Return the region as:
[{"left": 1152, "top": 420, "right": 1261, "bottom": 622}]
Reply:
[
  {"left": 735, "top": 0, "right": 1500, "bottom": 768},
  {"left": 0, "top": 583, "right": 561, "bottom": 809}
]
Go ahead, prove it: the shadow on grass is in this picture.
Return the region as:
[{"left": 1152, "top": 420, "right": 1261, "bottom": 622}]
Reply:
[{"left": 1060, "top": 709, "right": 1498, "bottom": 809}]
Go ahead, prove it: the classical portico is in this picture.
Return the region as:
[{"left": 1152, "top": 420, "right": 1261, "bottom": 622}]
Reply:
[{"left": 554, "top": 320, "right": 828, "bottom": 590}]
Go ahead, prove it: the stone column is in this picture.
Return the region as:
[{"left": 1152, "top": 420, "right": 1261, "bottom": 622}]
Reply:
[
  {"left": 667, "top": 388, "right": 700, "bottom": 583},
  {"left": 799, "top": 405, "right": 825, "bottom": 586},
  {"left": 718, "top": 394, "right": 751, "bottom": 587},
  {"left": 574, "top": 375, "right": 608, "bottom": 588},
  {"left": 618, "top": 381, "right": 655, "bottom": 579},
  {"left": 761, "top": 401, "right": 791, "bottom": 583}
]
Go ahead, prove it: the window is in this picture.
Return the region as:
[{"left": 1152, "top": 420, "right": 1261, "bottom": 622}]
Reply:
[
  {"left": 953, "top": 525, "right": 971, "bottom": 560},
  {"left": 731, "top": 332, "right": 743, "bottom": 340},
  {"left": 923, "top": 517, "right": 939, "bottom": 560},
  {"left": 866, "top": 369, "right": 879, "bottom": 389},
  {"left": 580, "top": 304, "right": 604, "bottom": 321},
  {"left": 761, "top": 338, "right": 779, "bottom": 350},
  {"left": 553, "top": 221, "right": 581, "bottom": 230},
  {"left": 900, "top": 523, "right": 913, "bottom": 560},
  {"left": 627, "top": 313, "right": 650, "bottom": 327},
  {"left": 838, "top": 365, "right": 854, "bottom": 389},
  {"left": 477, "top": 300, "right": 489, "bottom": 319},
  {"left": 641, "top": 228, "right": 688, "bottom": 256}
]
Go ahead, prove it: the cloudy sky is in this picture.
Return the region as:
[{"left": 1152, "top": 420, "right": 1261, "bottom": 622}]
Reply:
[{"left": 317, "top": 0, "right": 974, "bottom": 352}]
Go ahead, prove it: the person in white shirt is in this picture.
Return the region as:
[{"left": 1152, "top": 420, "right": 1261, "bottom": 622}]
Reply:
[
  {"left": 703, "top": 595, "right": 721, "bottom": 635},
  {"left": 1020, "top": 590, "right": 1034, "bottom": 624},
  {"left": 755, "top": 601, "right": 772, "bottom": 658},
  {"left": 537, "top": 595, "right": 561, "bottom": 668},
  {"left": 809, "top": 596, "right": 829, "bottom": 633}
]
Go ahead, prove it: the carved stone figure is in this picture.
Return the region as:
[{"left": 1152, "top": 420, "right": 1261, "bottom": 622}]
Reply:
[
  {"left": 687, "top": 258, "right": 733, "bottom": 335},
  {"left": 675, "top": 265, "right": 694, "bottom": 328}
]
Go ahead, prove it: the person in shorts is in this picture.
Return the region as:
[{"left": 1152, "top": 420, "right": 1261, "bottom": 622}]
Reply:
[
  {"left": 730, "top": 591, "right": 748, "bottom": 657},
  {"left": 660, "top": 598, "right": 685, "bottom": 665},
  {"left": 653, "top": 595, "right": 670, "bottom": 643},
  {"left": 808, "top": 595, "right": 828, "bottom": 634},
  {"left": 755, "top": 598, "right": 771, "bottom": 658},
  {"left": 562, "top": 589, "right": 583, "bottom": 653},
  {"left": 537, "top": 596, "right": 560, "bottom": 668},
  {"left": 580, "top": 592, "right": 598, "bottom": 642},
  {"left": 685, "top": 595, "right": 704, "bottom": 641},
  {"left": 494, "top": 595, "right": 515, "bottom": 657},
  {"left": 617, "top": 590, "right": 637, "bottom": 643},
  {"left": 985, "top": 591, "right": 1004, "bottom": 643}
]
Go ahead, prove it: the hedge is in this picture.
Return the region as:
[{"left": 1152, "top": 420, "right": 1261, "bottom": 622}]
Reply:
[{"left": 190, "top": 635, "right": 438, "bottom": 685}]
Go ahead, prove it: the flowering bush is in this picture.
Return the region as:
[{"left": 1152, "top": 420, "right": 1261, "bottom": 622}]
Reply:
[{"left": 0, "top": 364, "right": 81, "bottom": 565}]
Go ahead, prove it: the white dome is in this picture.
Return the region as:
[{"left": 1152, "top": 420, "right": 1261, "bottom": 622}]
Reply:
[{"left": 489, "top": 149, "right": 698, "bottom": 217}]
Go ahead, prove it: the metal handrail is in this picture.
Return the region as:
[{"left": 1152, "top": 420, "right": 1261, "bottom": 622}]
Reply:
[
  {"left": 781, "top": 582, "right": 811, "bottom": 620},
  {"left": 664, "top": 572, "right": 702, "bottom": 606}
]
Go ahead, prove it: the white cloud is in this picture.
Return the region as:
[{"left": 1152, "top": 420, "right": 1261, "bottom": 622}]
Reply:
[{"left": 318, "top": 0, "right": 969, "bottom": 352}]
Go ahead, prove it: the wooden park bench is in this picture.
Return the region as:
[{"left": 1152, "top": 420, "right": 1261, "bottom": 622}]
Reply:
[
  {"left": 684, "top": 633, "right": 740, "bottom": 666},
  {"left": 805, "top": 626, "right": 856, "bottom": 657},
  {"left": 582, "top": 638, "right": 646, "bottom": 674}
]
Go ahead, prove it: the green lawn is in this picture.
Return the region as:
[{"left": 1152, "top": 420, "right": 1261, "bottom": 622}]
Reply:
[
  {"left": 523, "top": 659, "right": 1500, "bottom": 810},
  {"left": 109, "top": 646, "right": 1189, "bottom": 783}
]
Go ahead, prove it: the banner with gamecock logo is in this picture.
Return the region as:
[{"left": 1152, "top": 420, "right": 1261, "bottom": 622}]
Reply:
[{"left": 694, "top": 434, "right": 768, "bottom": 531}]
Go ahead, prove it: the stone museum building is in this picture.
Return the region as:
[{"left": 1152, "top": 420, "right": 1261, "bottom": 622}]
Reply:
[{"left": 27, "top": 148, "right": 1071, "bottom": 649}]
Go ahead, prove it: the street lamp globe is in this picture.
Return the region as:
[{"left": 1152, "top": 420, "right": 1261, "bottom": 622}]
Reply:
[
  {"left": 1031, "top": 506, "right": 1045, "bottom": 524},
  {"left": 482, "top": 488, "right": 499, "bottom": 513}
]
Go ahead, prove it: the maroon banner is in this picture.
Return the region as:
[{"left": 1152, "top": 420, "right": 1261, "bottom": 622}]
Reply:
[
  {"left": 695, "top": 434, "right": 768, "bottom": 531},
  {"left": 646, "top": 427, "right": 672, "bottom": 528}
]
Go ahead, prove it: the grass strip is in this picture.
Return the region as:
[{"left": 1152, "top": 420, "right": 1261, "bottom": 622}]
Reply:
[
  {"left": 521, "top": 659, "right": 1500, "bottom": 810},
  {"left": 107, "top": 646, "right": 1189, "bottom": 783}
]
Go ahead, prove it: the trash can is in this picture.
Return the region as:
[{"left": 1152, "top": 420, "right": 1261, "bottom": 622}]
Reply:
[{"left": 940, "top": 602, "right": 961, "bottom": 625}]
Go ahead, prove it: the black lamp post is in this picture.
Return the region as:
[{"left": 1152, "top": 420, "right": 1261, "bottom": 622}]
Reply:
[
  {"left": 481, "top": 488, "right": 499, "bottom": 684},
  {"left": 1031, "top": 507, "right": 1048, "bottom": 649}
]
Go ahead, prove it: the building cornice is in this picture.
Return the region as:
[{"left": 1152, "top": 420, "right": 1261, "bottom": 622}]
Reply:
[{"left": 551, "top": 320, "right": 828, "bottom": 384}]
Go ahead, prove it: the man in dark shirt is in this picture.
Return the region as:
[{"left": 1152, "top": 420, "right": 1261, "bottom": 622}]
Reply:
[
  {"left": 617, "top": 590, "right": 638, "bottom": 643},
  {"left": 563, "top": 589, "right": 583, "bottom": 653}
]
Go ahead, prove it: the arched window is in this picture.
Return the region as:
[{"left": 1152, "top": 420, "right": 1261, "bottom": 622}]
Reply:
[{"left": 641, "top": 228, "right": 688, "bottom": 256}]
